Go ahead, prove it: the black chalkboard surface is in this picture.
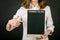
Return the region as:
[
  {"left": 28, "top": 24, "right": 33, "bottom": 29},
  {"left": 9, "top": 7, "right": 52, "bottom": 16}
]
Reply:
[{"left": 27, "top": 10, "right": 45, "bottom": 37}]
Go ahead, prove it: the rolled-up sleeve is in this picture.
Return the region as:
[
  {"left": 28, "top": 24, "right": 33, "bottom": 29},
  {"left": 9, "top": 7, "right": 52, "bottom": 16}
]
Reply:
[
  {"left": 46, "top": 6, "right": 55, "bottom": 34},
  {"left": 7, "top": 7, "right": 24, "bottom": 31},
  {"left": 13, "top": 7, "right": 24, "bottom": 20}
]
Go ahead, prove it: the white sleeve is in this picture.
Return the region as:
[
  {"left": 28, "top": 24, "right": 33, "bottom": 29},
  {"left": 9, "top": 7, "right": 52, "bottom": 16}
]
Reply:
[
  {"left": 13, "top": 7, "right": 24, "bottom": 21},
  {"left": 46, "top": 6, "right": 55, "bottom": 33},
  {"left": 7, "top": 7, "right": 24, "bottom": 31}
]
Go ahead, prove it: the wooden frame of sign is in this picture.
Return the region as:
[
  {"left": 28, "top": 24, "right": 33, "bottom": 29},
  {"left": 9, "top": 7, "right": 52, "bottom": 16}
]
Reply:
[{"left": 27, "top": 10, "right": 45, "bottom": 37}]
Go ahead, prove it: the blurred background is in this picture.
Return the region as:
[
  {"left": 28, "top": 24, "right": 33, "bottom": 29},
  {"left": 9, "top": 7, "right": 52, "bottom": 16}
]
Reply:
[{"left": 0, "top": 0, "right": 60, "bottom": 40}]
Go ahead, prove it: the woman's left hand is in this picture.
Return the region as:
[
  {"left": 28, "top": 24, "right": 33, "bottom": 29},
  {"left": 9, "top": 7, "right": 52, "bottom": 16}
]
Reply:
[{"left": 41, "top": 30, "right": 52, "bottom": 39}]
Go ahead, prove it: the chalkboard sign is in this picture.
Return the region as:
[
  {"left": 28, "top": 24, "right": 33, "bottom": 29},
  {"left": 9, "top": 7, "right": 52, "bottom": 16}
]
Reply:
[{"left": 27, "top": 10, "right": 45, "bottom": 37}]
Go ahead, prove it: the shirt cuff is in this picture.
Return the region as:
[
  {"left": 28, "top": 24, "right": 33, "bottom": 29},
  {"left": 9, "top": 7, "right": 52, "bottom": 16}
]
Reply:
[{"left": 46, "top": 26, "right": 54, "bottom": 35}]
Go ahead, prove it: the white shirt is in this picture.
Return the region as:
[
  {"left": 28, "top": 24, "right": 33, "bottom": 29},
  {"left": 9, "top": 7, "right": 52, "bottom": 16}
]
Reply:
[{"left": 13, "top": 4, "right": 55, "bottom": 40}]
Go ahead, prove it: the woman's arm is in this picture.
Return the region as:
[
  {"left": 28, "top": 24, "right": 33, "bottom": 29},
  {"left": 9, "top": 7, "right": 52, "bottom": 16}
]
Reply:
[
  {"left": 6, "top": 19, "right": 22, "bottom": 31},
  {"left": 46, "top": 6, "right": 55, "bottom": 34},
  {"left": 6, "top": 7, "right": 24, "bottom": 31},
  {"left": 41, "top": 6, "right": 55, "bottom": 39}
]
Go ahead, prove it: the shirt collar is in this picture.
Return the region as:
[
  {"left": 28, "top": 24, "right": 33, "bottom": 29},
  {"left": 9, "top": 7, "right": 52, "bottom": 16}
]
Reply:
[{"left": 29, "top": 3, "right": 39, "bottom": 8}]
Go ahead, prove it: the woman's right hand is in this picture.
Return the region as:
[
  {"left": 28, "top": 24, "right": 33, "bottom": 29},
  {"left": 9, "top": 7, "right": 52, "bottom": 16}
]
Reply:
[{"left": 6, "top": 19, "right": 23, "bottom": 31}]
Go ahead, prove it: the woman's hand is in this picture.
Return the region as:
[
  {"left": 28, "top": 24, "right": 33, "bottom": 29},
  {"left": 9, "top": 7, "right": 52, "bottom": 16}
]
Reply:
[
  {"left": 36, "top": 30, "right": 52, "bottom": 39},
  {"left": 41, "top": 30, "right": 52, "bottom": 39},
  {"left": 6, "top": 19, "right": 23, "bottom": 31}
]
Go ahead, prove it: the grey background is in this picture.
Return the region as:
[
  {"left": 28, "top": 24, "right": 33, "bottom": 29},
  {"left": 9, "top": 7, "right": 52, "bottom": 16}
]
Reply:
[{"left": 0, "top": 0, "right": 60, "bottom": 40}]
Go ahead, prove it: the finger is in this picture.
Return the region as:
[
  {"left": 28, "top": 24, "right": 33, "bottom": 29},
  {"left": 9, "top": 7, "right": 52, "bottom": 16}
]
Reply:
[
  {"left": 6, "top": 24, "right": 11, "bottom": 31},
  {"left": 15, "top": 23, "right": 21, "bottom": 27},
  {"left": 41, "top": 35, "right": 43, "bottom": 39},
  {"left": 36, "top": 35, "right": 43, "bottom": 39},
  {"left": 42, "top": 35, "right": 47, "bottom": 39},
  {"left": 41, "top": 35, "right": 44, "bottom": 39}
]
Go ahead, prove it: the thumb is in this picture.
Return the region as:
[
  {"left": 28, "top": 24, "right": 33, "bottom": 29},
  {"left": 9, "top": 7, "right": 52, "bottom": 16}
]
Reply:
[{"left": 17, "top": 19, "right": 24, "bottom": 22}]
